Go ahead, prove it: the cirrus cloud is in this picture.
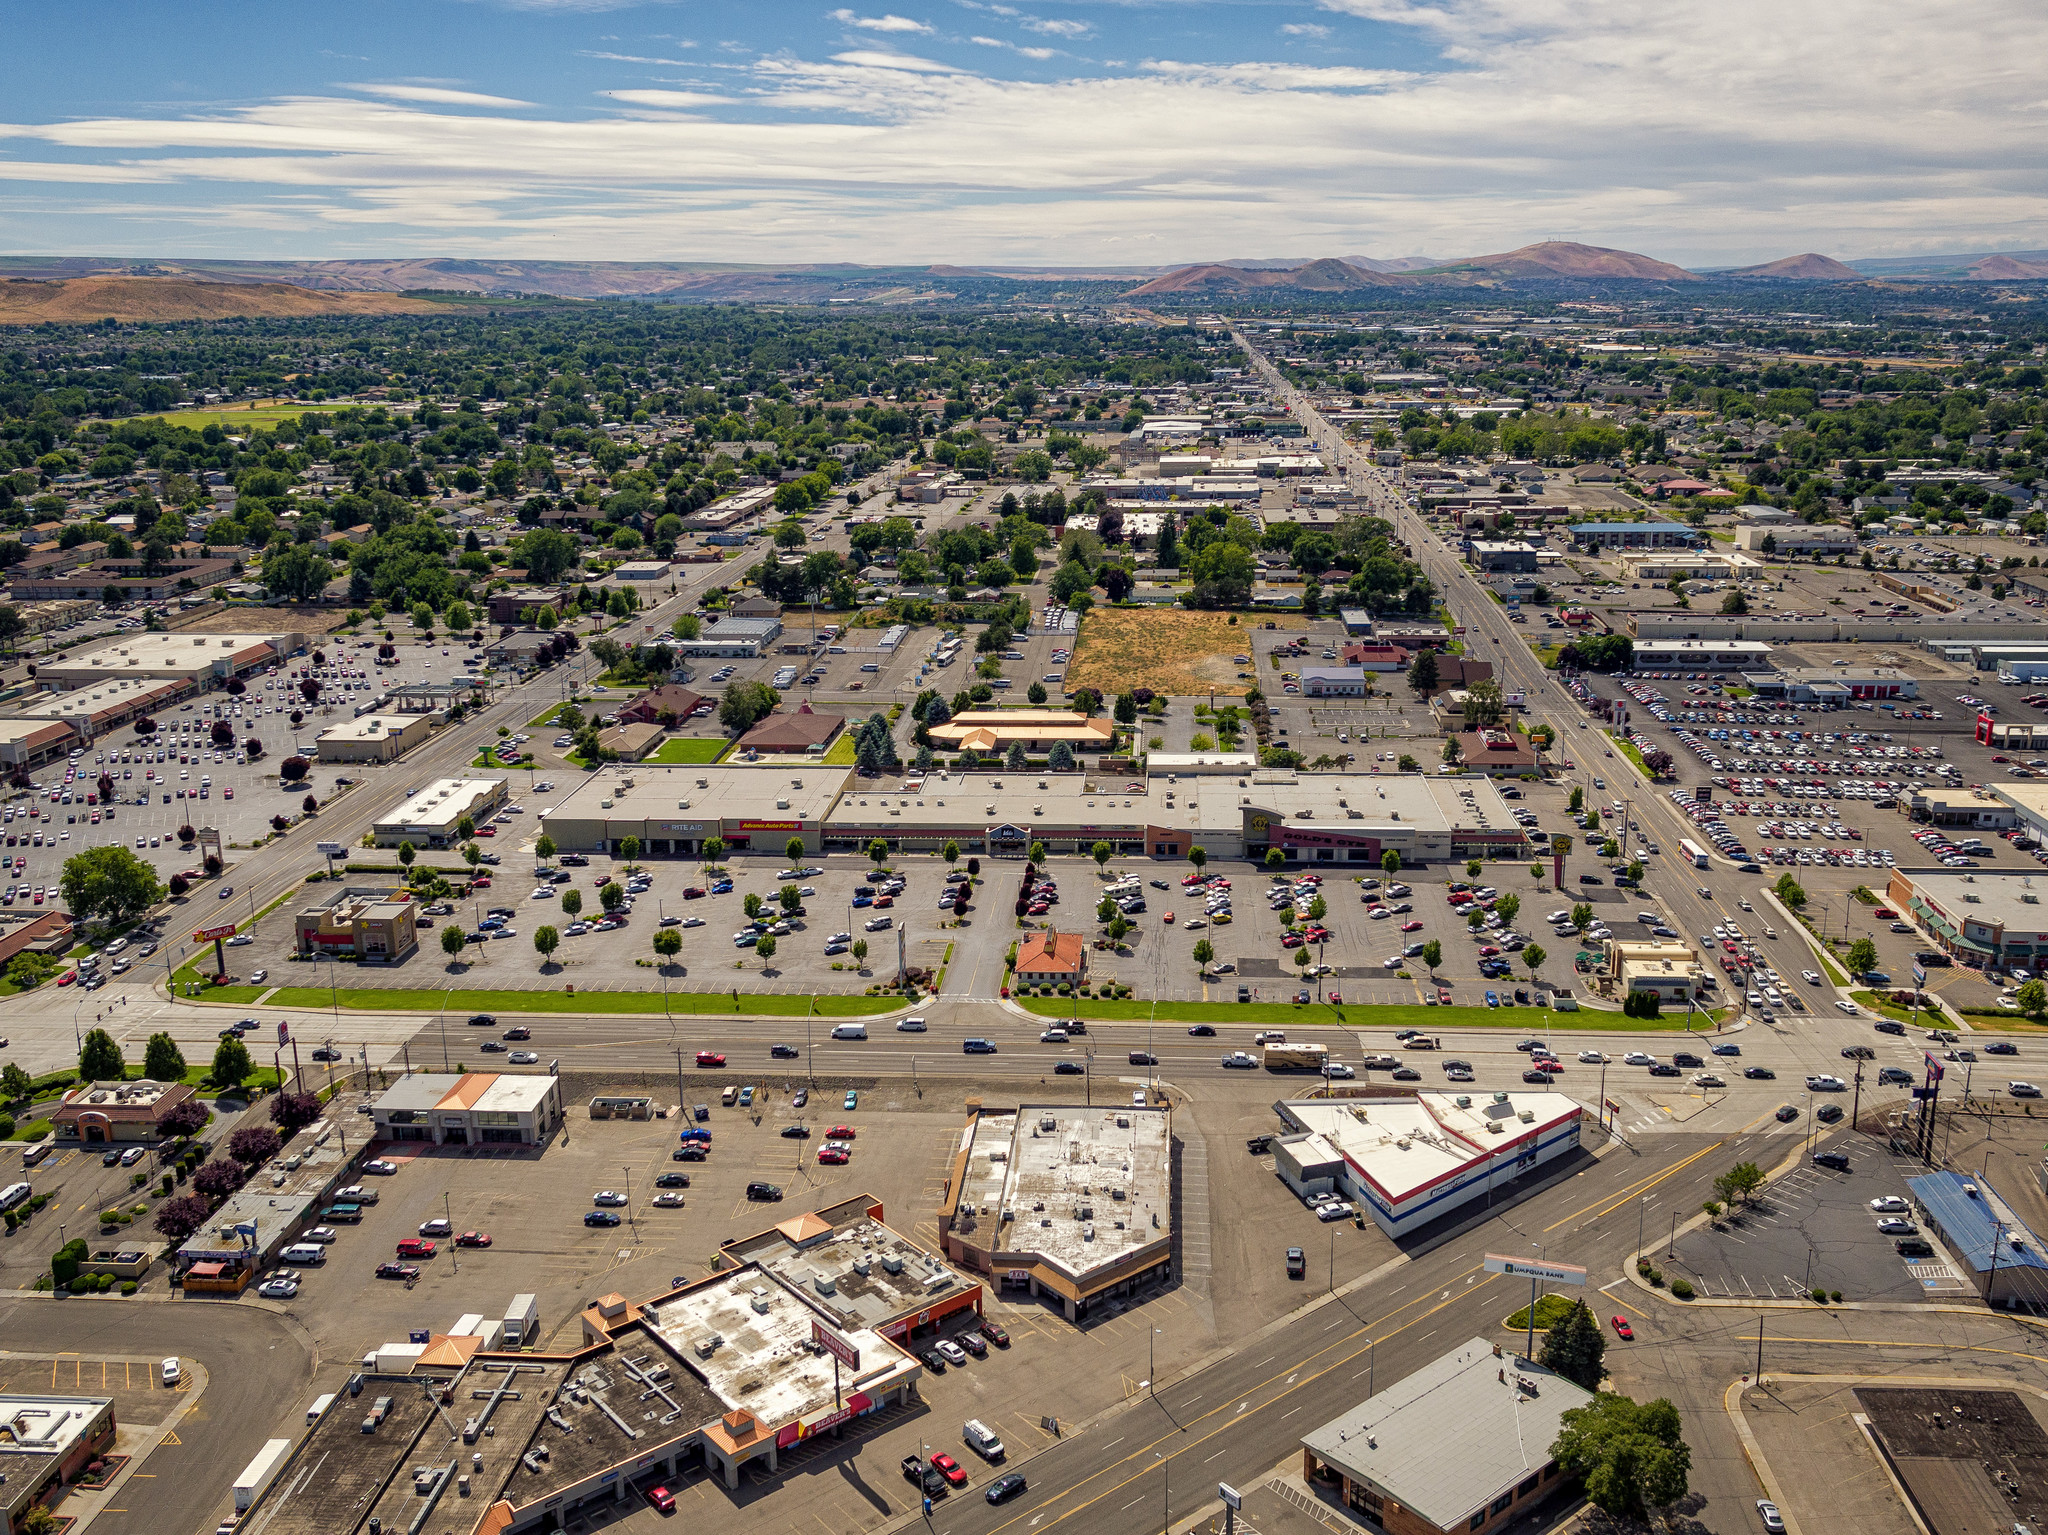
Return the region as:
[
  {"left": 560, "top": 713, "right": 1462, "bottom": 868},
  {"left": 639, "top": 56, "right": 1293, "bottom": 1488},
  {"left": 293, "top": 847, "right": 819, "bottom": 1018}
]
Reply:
[{"left": 827, "top": 9, "right": 934, "bottom": 32}]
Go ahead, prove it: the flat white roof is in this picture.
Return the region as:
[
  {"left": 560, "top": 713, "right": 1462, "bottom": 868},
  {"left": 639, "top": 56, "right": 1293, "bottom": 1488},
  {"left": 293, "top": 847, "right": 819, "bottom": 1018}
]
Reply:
[
  {"left": 317, "top": 714, "right": 423, "bottom": 742},
  {"left": 1632, "top": 639, "right": 1773, "bottom": 653},
  {"left": 374, "top": 777, "right": 504, "bottom": 831},
  {"left": 470, "top": 1076, "right": 559, "bottom": 1115},
  {"left": 644, "top": 1267, "right": 905, "bottom": 1425},
  {"left": 963, "top": 1105, "right": 1172, "bottom": 1285},
  {"left": 1282, "top": 1092, "right": 1579, "bottom": 1205}
]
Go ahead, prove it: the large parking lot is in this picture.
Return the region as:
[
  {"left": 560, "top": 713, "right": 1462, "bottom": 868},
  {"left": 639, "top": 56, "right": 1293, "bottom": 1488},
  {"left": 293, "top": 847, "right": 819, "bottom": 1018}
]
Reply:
[{"left": 1664, "top": 1131, "right": 1966, "bottom": 1300}]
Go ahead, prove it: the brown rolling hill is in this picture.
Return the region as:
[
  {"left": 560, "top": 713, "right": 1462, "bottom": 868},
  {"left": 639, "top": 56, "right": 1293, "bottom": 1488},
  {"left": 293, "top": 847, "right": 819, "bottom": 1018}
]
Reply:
[
  {"left": 1968, "top": 254, "right": 2048, "bottom": 280},
  {"left": 1123, "top": 258, "right": 1409, "bottom": 296},
  {"left": 1415, "top": 240, "right": 1700, "bottom": 282},
  {"left": 1725, "top": 253, "right": 1863, "bottom": 280},
  {"left": 0, "top": 276, "right": 442, "bottom": 325}
]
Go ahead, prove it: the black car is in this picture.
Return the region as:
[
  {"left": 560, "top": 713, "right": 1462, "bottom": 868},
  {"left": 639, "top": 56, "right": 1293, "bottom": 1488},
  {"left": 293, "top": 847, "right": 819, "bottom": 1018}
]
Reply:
[
  {"left": 1648, "top": 1063, "right": 1681, "bottom": 1077},
  {"left": 985, "top": 1474, "right": 1028, "bottom": 1505},
  {"left": 1878, "top": 1067, "right": 1915, "bottom": 1085},
  {"left": 468, "top": 1013, "right": 496, "bottom": 1026},
  {"left": 919, "top": 1348, "right": 948, "bottom": 1373},
  {"left": 1743, "top": 1066, "right": 1777, "bottom": 1080},
  {"left": 1841, "top": 1045, "right": 1875, "bottom": 1060},
  {"left": 1054, "top": 1061, "right": 1086, "bottom": 1075},
  {"left": 746, "top": 1182, "right": 784, "bottom": 1201},
  {"left": 771, "top": 1044, "right": 800, "bottom": 1059},
  {"left": 1986, "top": 1041, "right": 2020, "bottom": 1056},
  {"left": 1671, "top": 1052, "right": 1704, "bottom": 1069},
  {"left": 1812, "top": 1150, "right": 1851, "bottom": 1171},
  {"left": 1188, "top": 1025, "right": 1217, "bottom": 1036},
  {"left": 1896, "top": 1238, "right": 1934, "bottom": 1256},
  {"left": 1521, "top": 1069, "right": 1554, "bottom": 1084},
  {"left": 1515, "top": 1040, "right": 1547, "bottom": 1053},
  {"left": 1391, "top": 1067, "right": 1420, "bottom": 1081},
  {"left": 1874, "top": 1021, "right": 1906, "bottom": 1037},
  {"left": 780, "top": 1125, "right": 811, "bottom": 1139},
  {"left": 310, "top": 1046, "right": 342, "bottom": 1061},
  {"left": 1579, "top": 874, "right": 1603, "bottom": 885},
  {"left": 655, "top": 1172, "right": 690, "bottom": 1189},
  {"left": 673, "top": 1145, "right": 708, "bottom": 1161}
]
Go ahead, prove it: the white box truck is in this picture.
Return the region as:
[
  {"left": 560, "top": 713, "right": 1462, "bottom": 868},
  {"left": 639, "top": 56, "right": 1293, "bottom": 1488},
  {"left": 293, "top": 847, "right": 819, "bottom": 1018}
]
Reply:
[
  {"left": 234, "top": 1438, "right": 293, "bottom": 1512},
  {"left": 504, "top": 1293, "right": 539, "bottom": 1346}
]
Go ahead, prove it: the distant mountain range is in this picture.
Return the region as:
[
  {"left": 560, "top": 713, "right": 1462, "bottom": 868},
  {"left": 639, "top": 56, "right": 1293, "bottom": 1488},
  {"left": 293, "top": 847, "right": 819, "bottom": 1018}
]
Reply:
[{"left": 4, "top": 238, "right": 2048, "bottom": 319}]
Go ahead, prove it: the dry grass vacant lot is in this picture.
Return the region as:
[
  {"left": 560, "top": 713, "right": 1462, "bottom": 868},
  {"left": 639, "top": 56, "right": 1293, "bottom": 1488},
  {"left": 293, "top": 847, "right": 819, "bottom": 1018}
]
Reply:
[{"left": 1065, "top": 608, "right": 1305, "bottom": 697}]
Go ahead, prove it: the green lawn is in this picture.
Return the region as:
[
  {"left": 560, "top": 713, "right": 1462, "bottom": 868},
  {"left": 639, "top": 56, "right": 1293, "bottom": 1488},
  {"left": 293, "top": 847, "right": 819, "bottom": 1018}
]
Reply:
[
  {"left": 1605, "top": 731, "right": 1652, "bottom": 778},
  {"left": 1502, "top": 1293, "right": 1580, "bottom": 1332},
  {"left": 201, "top": 984, "right": 896, "bottom": 1017},
  {"left": 111, "top": 400, "right": 361, "bottom": 430},
  {"left": 646, "top": 737, "right": 729, "bottom": 765},
  {"left": 1014, "top": 996, "right": 1713, "bottom": 1031},
  {"left": 822, "top": 734, "right": 858, "bottom": 766},
  {"left": 1850, "top": 988, "right": 1925, "bottom": 1025}
]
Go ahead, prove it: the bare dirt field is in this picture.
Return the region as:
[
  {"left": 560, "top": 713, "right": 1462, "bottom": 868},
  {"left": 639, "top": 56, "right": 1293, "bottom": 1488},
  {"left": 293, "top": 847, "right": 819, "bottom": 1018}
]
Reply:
[
  {"left": 0, "top": 276, "right": 439, "bottom": 325},
  {"left": 1066, "top": 608, "right": 1307, "bottom": 697}
]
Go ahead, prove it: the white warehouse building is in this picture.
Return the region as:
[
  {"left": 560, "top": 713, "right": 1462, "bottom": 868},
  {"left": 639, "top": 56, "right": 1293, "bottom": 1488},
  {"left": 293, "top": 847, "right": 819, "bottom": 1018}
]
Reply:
[{"left": 1270, "top": 1092, "right": 1582, "bottom": 1239}]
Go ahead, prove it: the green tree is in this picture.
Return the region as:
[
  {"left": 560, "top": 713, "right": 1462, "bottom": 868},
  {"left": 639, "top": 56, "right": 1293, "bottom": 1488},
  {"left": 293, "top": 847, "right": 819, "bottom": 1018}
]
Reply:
[
  {"left": 1774, "top": 873, "right": 1807, "bottom": 910},
  {"left": 1571, "top": 903, "right": 1593, "bottom": 929},
  {"left": 80, "top": 1028, "right": 124, "bottom": 1083},
  {"left": 1407, "top": 648, "right": 1439, "bottom": 696},
  {"left": 1496, "top": 893, "right": 1520, "bottom": 925},
  {"left": 1421, "top": 939, "right": 1442, "bottom": 974},
  {"left": 2018, "top": 979, "right": 2048, "bottom": 1019},
  {"left": 1523, "top": 942, "right": 1547, "bottom": 981},
  {"left": 441, "top": 925, "right": 468, "bottom": 961},
  {"left": 1028, "top": 841, "right": 1047, "bottom": 865},
  {"left": 1569, "top": 786, "right": 1584, "bottom": 812},
  {"left": 778, "top": 884, "right": 803, "bottom": 914},
  {"left": 702, "top": 836, "right": 726, "bottom": 866},
  {"left": 718, "top": 680, "right": 782, "bottom": 736},
  {"left": 396, "top": 840, "right": 416, "bottom": 869},
  {"left": 1846, "top": 937, "right": 1879, "bottom": 975},
  {"left": 653, "top": 929, "right": 682, "bottom": 964},
  {"left": 1092, "top": 840, "right": 1113, "bottom": 873},
  {"left": 755, "top": 934, "right": 778, "bottom": 965},
  {"left": 1265, "top": 848, "right": 1286, "bottom": 871},
  {"left": 787, "top": 836, "right": 807, "bottom": 867},
  {"left": 1192, "top": 938, "right": 1215, "bottom": 970},
  {"left": 1538, "top": 1299, "right": 1607, "bottom": 1392},
  {"left": 1720, "top": 588, "right": 1750, "bottom": 615},
  {"left": 743, "top": 892, "right": 764, "bottom": 920},
  {"left": 868, "top": 838, "right": 890, "bottom": 869},
  {"left": 262, "top": 543, "right": 336, "bottom": 601},
  {"left": 144, "top": 1032, "right": 187, "bottom": 1082},
  {"left": 1382, "top": 849, "right": 1401, "bottom": 875},
  {"left": 943, "top": 839, "right": 960, "bottom": 867},
  {"left": 535, "top": 834, "right": 557, "bottom": 862},
  {"left": 1188, "top": 846, "right": 1208, "bottom": 875},
  {"left": 599, "top": 882, "right": 625, "bottom": 914},
  {"left": 533, "top": 925, "right": 560, "bottom": 965},
  {"left": 210, "top": 1035, "right": 253, "bottom": 1089},
  {"left": 58, "top": 846, "right": 166, "bottom": 929},
  {"left": 462, "top": 842, "right": 482, "bottom": 871},
  {"left": 619, "top": 835, "right": 642, "bottom": 870},
  {"left": 851, "top": 938, "right": 868, "bottom": 967},
  {"left": 1550, "top": 1394, "right": 1691, "bottom": 1521},
  {"left": 1713, "top": 1160, "right": 1768, "bottom": 1206},
  {"left": 561, "top": 888, "right": 583, "bottom": 919},
  {"left": 1441, "top": 735, "right": 1463, "bottom": 765}
]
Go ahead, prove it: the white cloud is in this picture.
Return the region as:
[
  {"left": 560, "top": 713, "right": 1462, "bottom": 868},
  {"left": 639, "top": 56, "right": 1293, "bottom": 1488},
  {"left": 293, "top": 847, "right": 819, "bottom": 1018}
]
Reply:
[
  {"left": 579, "top": 49, "right": 699, "bottom": 64},
  {"left": 971, "top": 35, "right": 1059, "bottom": 59},
  {"left": 10, "top": 1, "right": 2048, "bottom": 266},
  {"left": 827, "top": 9, "right": 934, "bottom": 31},
  {"left": 1020, "top": 16, "right": 1091, "bottom": 36},
  {"left": 1281, "top": 22, "right": 1332, "bottom": 36},
  {"left": 828, "top": 49, "right": 967, "bottom": 72},
  {"left": 600, "top": 89, "right": 742, "bottom": 108},
  {"left": 341, "top": 84, "right": 537, "bottom": 108}
]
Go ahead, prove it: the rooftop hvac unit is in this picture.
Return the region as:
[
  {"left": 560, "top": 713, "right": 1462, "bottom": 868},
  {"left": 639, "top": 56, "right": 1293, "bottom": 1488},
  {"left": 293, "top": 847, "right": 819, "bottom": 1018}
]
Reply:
[
  {"left": 813, "top": 1274, "right": 837, "bottom": 1296},
  {"left": 1454, "top": 1096, "right": 1472, "bottom": 1109},
  {"left": 1486, "top": 1120, "right": 1504, "bottom": 1134},
  {"left": 881, "top": 1253, "right": 904, "bottom": 1273},
  {"left": 1518, "top": 1110, "right": 1535, "bottom": 1123}
]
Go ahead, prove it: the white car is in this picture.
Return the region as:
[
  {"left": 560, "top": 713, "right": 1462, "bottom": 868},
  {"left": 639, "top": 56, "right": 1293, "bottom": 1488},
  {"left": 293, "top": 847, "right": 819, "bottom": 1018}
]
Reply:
[
  {"left": 593, "top": 1190, "right": 628, "bottom": 1206},
  {"left": 257, "top": 1274, "right": 300, "bottom": 1299},
  {"left": 1870, "top": 1196, "right": 1909, "bottom": 1213},
  {"left": 933, "top": 1338, "right": 968, "bottom": 1365},
  {"left": 1578, "top": 1050, "right": 1608, "bottom": 1064},
  {"left": 1801, "top": 969, "right": 1822, "bottom": 985},
  {"left": 2010, "top": 1082, "right": 2042, "bottom": 1098},
  {"left": 1623, "top": 1051, "right": 1656, "bottom": 1066},
  {"left": 509, "top": 1050, "right": 539, "bottom": 1064},
  {"left": 161, "top": 1357, "right": 182, "bottom": 1386}
]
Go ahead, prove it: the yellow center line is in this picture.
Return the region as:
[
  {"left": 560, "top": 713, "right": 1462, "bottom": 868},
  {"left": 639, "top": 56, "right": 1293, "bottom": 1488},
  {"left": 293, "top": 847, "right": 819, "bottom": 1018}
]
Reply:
[
  {"left": 1769, "top": 1337, "right": 2048, "bottom": 1365},
  {"left": 1546, "top": 1139, "right": 1726, "bottom": 1232},
  {"left": 989, "top": 1274, "right": 1506, "bottom": 1535}
]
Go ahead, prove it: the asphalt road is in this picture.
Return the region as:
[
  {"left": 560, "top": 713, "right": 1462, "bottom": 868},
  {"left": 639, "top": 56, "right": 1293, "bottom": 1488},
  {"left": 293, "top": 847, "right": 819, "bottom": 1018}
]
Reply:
[{"left": 0, "top": 1296, "right": 318, "bottom": 1535}]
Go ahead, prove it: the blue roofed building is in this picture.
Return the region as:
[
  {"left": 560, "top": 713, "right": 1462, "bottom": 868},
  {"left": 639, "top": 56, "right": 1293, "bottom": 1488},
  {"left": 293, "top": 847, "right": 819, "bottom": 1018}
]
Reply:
[{"left": 1906, "top": 1170, "right": 2048, "bottom": 1309}]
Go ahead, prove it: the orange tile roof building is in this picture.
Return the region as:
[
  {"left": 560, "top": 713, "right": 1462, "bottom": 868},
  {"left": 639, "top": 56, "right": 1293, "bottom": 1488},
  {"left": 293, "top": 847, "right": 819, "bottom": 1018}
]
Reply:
[
  {"left": 368, "top": 1071, "right": 564, "bottom": 1146},
  {"left": 1015, "top": 928, "right": 1087, "bottom": 983},
  {"left": 927, "top": 710, "right": 1116, "bottom": 754}
]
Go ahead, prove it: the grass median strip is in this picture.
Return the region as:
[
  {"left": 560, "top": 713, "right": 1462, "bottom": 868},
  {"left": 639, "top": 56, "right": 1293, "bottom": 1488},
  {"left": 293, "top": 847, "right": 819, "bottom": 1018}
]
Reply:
[
  {"left": 193, "top": 984, "right": 897, "bottom": 1017},
  {"left": 1014, "top": 996, "right": 1714, "bottom": 1031}
]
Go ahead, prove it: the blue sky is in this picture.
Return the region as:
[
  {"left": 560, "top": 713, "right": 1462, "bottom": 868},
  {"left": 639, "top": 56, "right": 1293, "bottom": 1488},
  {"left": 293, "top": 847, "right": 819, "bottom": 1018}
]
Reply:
[{"left": 3, "top": 0, "right": 2043, "bottom": 267}]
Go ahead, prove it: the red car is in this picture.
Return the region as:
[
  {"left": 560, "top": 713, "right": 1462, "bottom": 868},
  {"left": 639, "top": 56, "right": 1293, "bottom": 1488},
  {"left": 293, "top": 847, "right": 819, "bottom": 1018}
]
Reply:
[
  {"left": 1280, "top": 933, "right": 1305, "bottom": 948},
  {"left": 1873, "top": 907, "right": 1897, "bottom": 919},
  {"left": 827, "top": 1125, "right": 856, "bottom": 1139},
  {"left": 376, "top": 1262, "right": 420, "bottom": 1281},
  {"left": 1401, "top": 920, "right": 1424, "bottom": 932},
  {"left": 1437, "top": 989, "right": 1453, "bottom": 1005},
  {"left": 395, "top": 1238, "right": 436, "bottom": 1259},
  {"left": 477, "top": 826, "right": 496, "bottom": 837},
  {"left": 455, "top": 1231, "right": 492, "bottom": 1248},
  {"left": 695, "top": 1051, "right": 726, "bottom": 1067},
  {"left": 682, "top": 887, "right": 705, "bottom": 899},
  {"left": 56, "top": 970, "right": 75, "bottom": 986},
  {"left": 645, "top": 1485, "right": 676, "bottom": 1514},
  {"left": 980, "top": 1319, "right": 1010, "bottom": 1347},
  {"left": 931, "top": 1454, "right": 968, "bottom": 1487},
  {"left": 1611, "top": 1315, "right": 1634, "bottom": 1340},
  {"left": 1163, "top": 911, "right": 1175, "bottom": 925},
  {"left": 817, "top": 1147, "right": 850, "bottom": 1165},
  {"left": 872, "top": 895, "right": 893, "bottom": 908},
  {"left": 472, "top": 877, "right": 491, "bottom": 889}
]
